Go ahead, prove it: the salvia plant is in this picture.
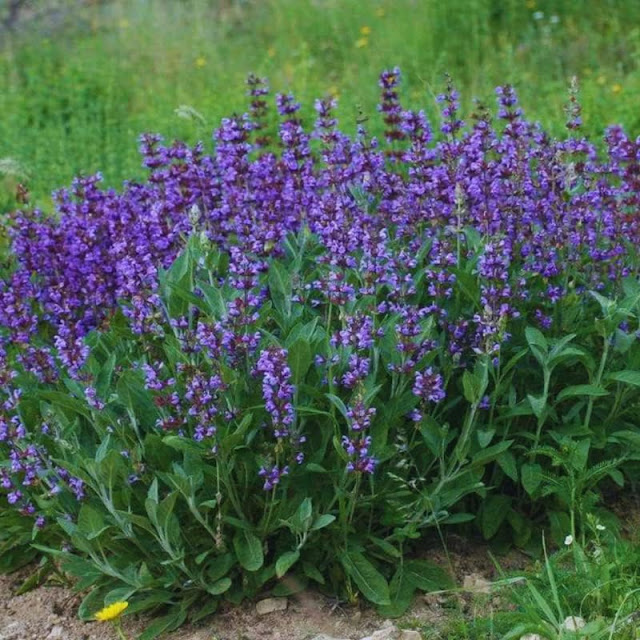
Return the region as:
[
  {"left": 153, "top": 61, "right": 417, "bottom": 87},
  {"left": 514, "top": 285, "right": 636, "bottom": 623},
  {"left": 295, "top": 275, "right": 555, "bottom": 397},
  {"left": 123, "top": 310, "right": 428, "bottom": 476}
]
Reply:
[{"left": 0, "top": 69, "right": 639, "bottom": 636}]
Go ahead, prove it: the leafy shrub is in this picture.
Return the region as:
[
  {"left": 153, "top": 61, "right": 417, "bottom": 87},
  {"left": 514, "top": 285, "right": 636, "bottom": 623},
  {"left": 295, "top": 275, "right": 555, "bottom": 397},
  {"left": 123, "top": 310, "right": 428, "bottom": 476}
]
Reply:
[{"left": 1, "top": 70, "right": 640, "bottom": 633}]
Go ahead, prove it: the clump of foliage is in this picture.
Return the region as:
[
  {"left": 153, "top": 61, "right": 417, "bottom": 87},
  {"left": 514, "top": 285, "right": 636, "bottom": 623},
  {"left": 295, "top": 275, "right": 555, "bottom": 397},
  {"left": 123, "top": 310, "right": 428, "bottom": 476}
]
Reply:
[
  {"left": 0, "top": 70, "right": 639, "bottom": 636},
  {"left": 502, "top": 517, "right": 640, "bottom": 640}
]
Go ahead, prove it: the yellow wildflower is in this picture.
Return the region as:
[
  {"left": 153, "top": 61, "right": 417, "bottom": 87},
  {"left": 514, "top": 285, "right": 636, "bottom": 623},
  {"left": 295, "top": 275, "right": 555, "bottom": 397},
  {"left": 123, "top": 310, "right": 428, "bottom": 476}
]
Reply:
[
  {"left": 360, "top": 25, "right": 372, "bottom": 36},
  {"left": 612, "top": 83, "right": 622, "bottom": 94},
  {"left": 195, "top": 56, "right": 206, "bottom": 68},
  {"left": 118, "top": 18, "right": 130, "bottom": 29},
  {"left": 267, "top": 47, "right": 276, "bottom": 58},
  {"left": 596, "top": 75, "right": 606, "bottom": 86},
  {"left": 355, "top": 37, "right": 369, "bottom": 49},
  {"left": 375, "top": 7, "right": 385, "bottom": 17},
  {"left": 526, "top": 0, "right": 536, "bottom": 8},
  {"left": 95, "top": 601, "right": 129, "bottom": 622}
]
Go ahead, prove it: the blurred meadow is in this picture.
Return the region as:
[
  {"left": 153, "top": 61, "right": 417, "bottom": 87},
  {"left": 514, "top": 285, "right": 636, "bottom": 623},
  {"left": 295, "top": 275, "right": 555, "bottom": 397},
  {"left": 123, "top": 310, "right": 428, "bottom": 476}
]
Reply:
[{"left": 1, "top": 0, "right": 640, "bottom": 210}]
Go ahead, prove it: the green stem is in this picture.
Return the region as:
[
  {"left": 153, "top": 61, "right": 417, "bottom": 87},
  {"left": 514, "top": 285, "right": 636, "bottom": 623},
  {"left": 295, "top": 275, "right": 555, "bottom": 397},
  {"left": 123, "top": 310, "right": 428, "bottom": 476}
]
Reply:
[
  {"left": 113, "top": 620, "right": 129, "bottom": 640},
  {"left": 450, "top": 401, "right": 480, "bottom": 475},
  {"left": 530, "top": 369, "right": 551, "bottom": 463},
  {"left": 583, "top": 335, "right": 610, "bottom": 434},
  {"left": 347, "top": 474, "right": 362, "bottom": 526}
]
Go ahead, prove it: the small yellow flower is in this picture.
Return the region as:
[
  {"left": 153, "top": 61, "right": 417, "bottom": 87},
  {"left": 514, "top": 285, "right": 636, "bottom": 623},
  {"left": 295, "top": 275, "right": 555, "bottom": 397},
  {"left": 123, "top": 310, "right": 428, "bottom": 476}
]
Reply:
[
  {"left": 596, "top": 75, "right": 606, "bottom": 86},
  {"left": 267, "top": 47, "right": 276, "bottom": 58},
  {"left": 195, "top": 56, "right": 206, "bottom": 68},
  {"left": 375, "top": 7, "right": 385, "bottom": 17},
  {"left": 328, "top": 85, "right": 340, "bottom": 98},
  {"left": 360, "top": 25, "right": 372, "bottom": 36},
  {"left": 118, "top": 18, "right": 130, "bottom": 29},
  {"left": 526, "top": 0, "right": 536, "bottom": 8},
  {"left": 612, "top": 83, "right": 622, "bottom": 94},
  {"left": 95, "top": 601, "right": 129, "bottom": 622},
  {"left": 355, "top": 37, "right": 369, "bottom": 49}
]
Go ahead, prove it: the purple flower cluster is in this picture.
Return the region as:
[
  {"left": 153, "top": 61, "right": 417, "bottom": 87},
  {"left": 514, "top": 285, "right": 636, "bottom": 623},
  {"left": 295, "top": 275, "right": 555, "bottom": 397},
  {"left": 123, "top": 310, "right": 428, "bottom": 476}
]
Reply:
[
  {"left": 1, "top": 68, "right": 639, "bottom": 523},
  {"left": 256, "top": 347, "right": 295, "bottom": 438},
  {"left": 342, "top": 401, "right": 377, "bottom": 474}
]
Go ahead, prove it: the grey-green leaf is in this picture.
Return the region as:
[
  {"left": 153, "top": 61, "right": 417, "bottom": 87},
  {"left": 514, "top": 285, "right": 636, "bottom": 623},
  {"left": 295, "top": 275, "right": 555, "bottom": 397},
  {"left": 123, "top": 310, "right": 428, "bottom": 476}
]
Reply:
[
  {"left": 233, "top": 530, "right": 264, "bottom": 572},
  {"left": 276, "top": 550, "right": 300, "bottom": 578},
  {"left": 339, "top": 551, "right": 390, "bottom": 605}
]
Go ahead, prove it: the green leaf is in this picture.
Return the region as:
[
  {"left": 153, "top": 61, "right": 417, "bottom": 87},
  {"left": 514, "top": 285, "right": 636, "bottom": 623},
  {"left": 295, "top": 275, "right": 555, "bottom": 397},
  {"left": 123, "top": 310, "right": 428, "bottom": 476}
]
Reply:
[
  {"left": 268, "top": 261, "right": 292, "bottom": 319},
  {"left": 206, "top": 577, "right": 232, "bottom": 596},
  {"left": 339, "top": 551, "right": 390, "bottom": 605},
  {"left": 368, "top": 536, "right": 401, "bottom": 559},
  {"left": 462, "top": 370, "right": 478, "bottom": 404},
  {"left": 521, "top": 463, "right": 543, "bottom": 495},
  {"left": 326, "top": 393, "right": 349, "bottom": 421},
  {"left": 276, "top": 550, "right": 300, "bottom": 578},
  {"left": 77, "top": 504, "right": 109, "bottom": 540},
  {"left": 311, "top": 514, "right": 336, "bottom": 531},
  {"left": 116, "top": 371, "right": 158, "bottom": 428},
  {"left": 296, "top": 497, "right": 313, "bottom": 529},
  {"left": 608, "top": 468, "right": 624, "bottom": 486},
  {"left": 305, "top": 463, "right": 328, "bottom": 473},
  {"left": 190, "top": 598, "right": 219, "bottom": 623},
  {"left": 197, "top": 281, "right": 227, "bottom": 319},
  {"left": 525, "top": 326, "right": 548, "bottom": 366},
  {"left": 38, "top": 391, "right": 92, "bottom": 420},
  {"left": 476, "top": 428, "right": 495, "bottom": 449},
  {"left": 77, "top": 587, "right": 110, "bottom": 621},
  {"left": 497, "top": 450, "right": 518, "bottom": 482},
  {"left": 206, "top": 553, "right": 235, "bottom": 582},
  {"left": 527, "top": 393, "right": 546, "bottom": 419},
  {"left": 104, "top": 586, "right": 137, "bottom": 606},
  {"left": 525, "top": 326, "right": 549, "bottom": 351},
  {"left": 302, "top": 561, "right": 325, "bottom": 584},
  {"left": 556, "top": 385, "right": 608, "bottom": 402},
  {"left": 138, "top": 609, "right": 187, "bottom": 640},
  {"left": 377, "top": 565, "right": 416, "bottom": 618},
  {"left": 462, "top": 359, "right": 489, "bottom": 405},
  {"left": 403, "top": 559, "right": 453, "bottom": 591},
  {"left": 605, "top": 370, "right": 640, "bottom": 387},
  {"left": 288, "top": 339, "right": 312, "bottom": 384},
  {"left": 233, "top": 530, "right": 264, "bottom": 572},
  {"left": 470, "top": 440, "right": 513, "bottom": 468},
  {"left": 440, "top": 513, "right": 476, "bottom": 524},
  {"left": 481, "top": 495, "right": 511, "bottom": 539},
  {"left": 95, "top": 353, "right": 116, "bottom": 399}
]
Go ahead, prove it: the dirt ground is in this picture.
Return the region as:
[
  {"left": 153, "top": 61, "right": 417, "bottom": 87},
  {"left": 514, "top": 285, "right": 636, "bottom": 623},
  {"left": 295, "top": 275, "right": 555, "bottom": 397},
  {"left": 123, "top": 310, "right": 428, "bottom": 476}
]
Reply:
[{"left": 0, "top": 538, "right": 533, "bottom": 640}]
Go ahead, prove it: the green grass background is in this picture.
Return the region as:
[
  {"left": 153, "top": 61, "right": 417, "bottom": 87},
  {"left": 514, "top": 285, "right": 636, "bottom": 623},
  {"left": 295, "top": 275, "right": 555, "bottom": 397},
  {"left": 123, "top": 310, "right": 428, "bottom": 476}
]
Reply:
[{"left": 1, "top": 0, "right": 640, "bottom": 210}]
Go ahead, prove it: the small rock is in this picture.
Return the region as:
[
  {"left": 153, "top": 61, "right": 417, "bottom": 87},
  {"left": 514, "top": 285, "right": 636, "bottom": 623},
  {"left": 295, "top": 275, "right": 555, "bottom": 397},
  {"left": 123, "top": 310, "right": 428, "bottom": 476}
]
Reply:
[
  {"left": 360, "top": 625, "right": 400, "bottom": 640},
  {"left": 0, "top": 621, "right": 27, "bottom": 640},
  {"left": 46, "top": 628, "right": 64, "bottom": 640},
  {"left": 255, "top": 597, "right": 288, "bottom": 615},
  {"left": 562, "top": 616, "right": 586, "bottom": 631},
  {"left": 399, "top": 631, "right": 422, "bottom": 640},
  {"left": 462, "top": 573, "right": 492, "bottom": 594}
]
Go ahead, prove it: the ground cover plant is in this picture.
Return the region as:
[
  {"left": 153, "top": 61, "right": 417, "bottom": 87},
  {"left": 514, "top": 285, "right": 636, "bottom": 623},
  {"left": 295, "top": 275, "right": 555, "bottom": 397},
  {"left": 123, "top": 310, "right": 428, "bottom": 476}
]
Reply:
[
  {"left": 1, "top": 70, "right": 640, "bottom": 638},
  {"left": 425, "top": 518, "right": 640, "bottom": 639},
  {"left": 2, "top": 0, "right": 640, "bottom": 209}
]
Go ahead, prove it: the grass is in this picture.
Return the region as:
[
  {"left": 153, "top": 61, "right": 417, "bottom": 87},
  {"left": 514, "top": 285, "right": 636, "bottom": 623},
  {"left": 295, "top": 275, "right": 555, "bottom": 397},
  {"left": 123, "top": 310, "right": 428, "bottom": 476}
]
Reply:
[{"left": 1, "top": 0, "right": 640, "bottom": 210}]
